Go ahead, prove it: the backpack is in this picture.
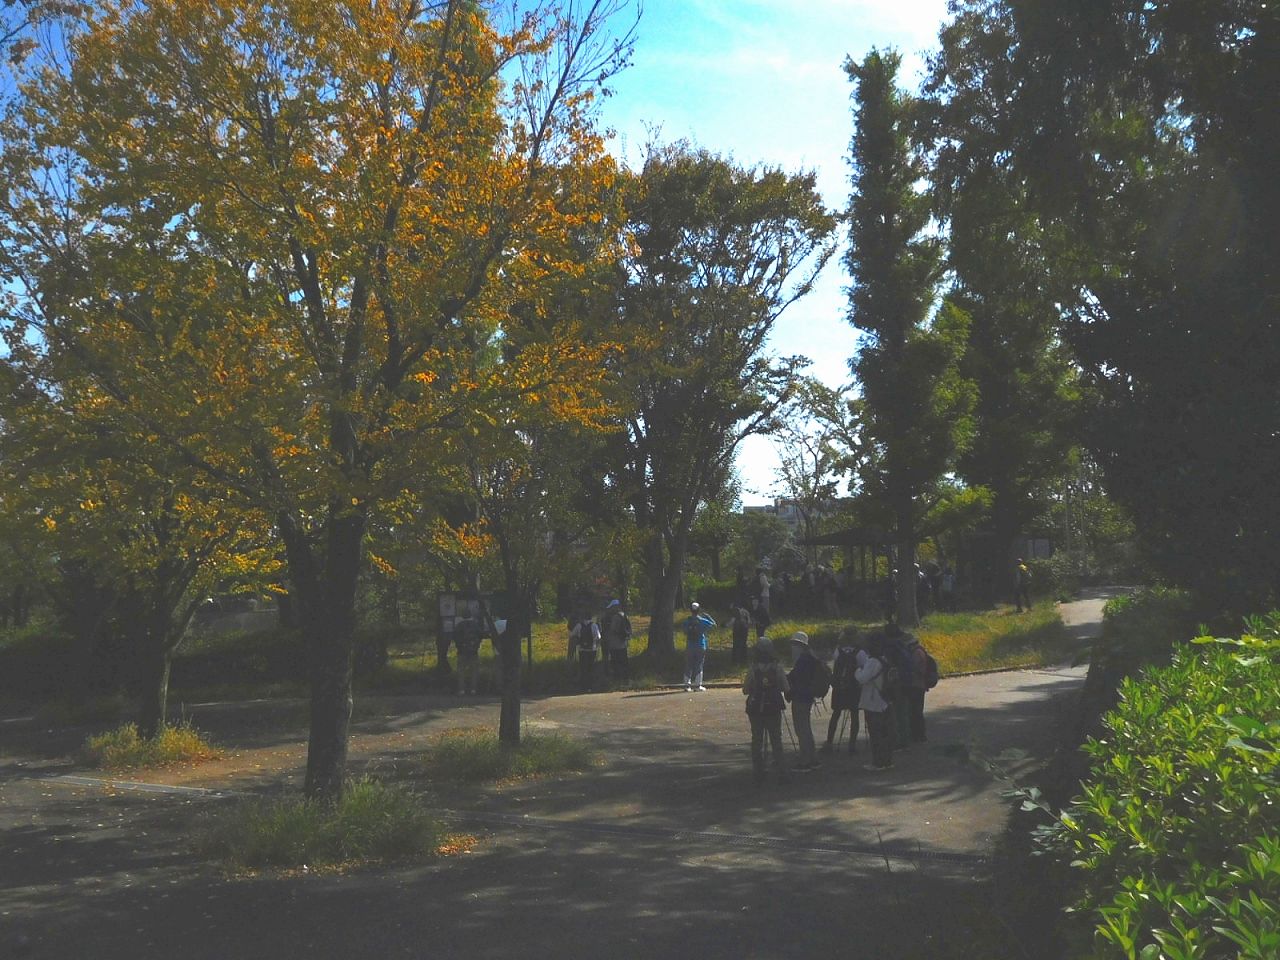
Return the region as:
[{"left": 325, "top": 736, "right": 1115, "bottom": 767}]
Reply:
[
  {"left": 920, "top": 647, "right": 940, "bottom": 690},
  {"left": 454, "top": 617, "right": 483, "bottom": 658},
  {"left": 812, "top": 658, "right": 832, "bottom": 701},
  {"left": 882, "top": 645, "right": 905, "bottom": 702},
  {"left": 832, "top": 648, "right": 858, "bottom": 692},
  {"left": 746, "top": 664, "right": 785, "bottom": 716},
  {"left": 604, "top": 610, "right": 631, "bottom": 648}
]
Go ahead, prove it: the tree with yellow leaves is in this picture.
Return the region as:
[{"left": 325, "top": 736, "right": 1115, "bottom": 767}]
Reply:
[{"left": 0, "top": 0, "right": 635, "bottom": 799}]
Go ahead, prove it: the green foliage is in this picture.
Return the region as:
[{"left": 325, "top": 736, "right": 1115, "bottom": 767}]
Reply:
[
  {"left": 1040, "top": 617, "right": 1280, "bottom": 958},
  {"left": 196, "top": 778, "right": 446, "bottom": 870},
  {"left": 845, "top": 48, "right": 974, "bottom": 627},
  {"left": 83, "top": 721, "right": 220, "bottom": 769},
  {"left": 1093, "top": 587, "right": 1198, "bottom": 673},
  {"left": 611, "top": 141, "right": 837, "bottom": 652},
  {"left": 930, "top": 0, "right": 1279, "bottom": 617},
  {"left": 420, "top": 728, "right": 600, "bottom": 783}
]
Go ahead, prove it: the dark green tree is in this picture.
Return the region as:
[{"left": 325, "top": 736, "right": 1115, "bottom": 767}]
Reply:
[
  {"left": 845, "top": 48, "right": 973, "bottom": 627},
  {"left": 612, "top": 143, "right": 836, "bottom": 654},
  {"left": 933, "top": 0, "right": 1279, "bottom": 615}
]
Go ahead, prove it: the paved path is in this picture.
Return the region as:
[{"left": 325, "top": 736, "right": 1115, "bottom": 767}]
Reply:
[{"left": 0, "top": 599, "right": 1105, "bottom": 960}]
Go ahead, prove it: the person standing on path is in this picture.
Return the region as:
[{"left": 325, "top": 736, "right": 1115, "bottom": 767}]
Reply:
[
  {"left": 743, "top": 638, "right": 790, "bottom": 784},
  {"left": 1014, "top": 558, "right": 1032, "bottom": 612},
  {"left": 726, "top": 603, "right": 753, "bottom": 665},
  {"left": 453, "top": 615, "right": 485, "bottom": 695},
  {"left": 755, "top": 567, "right": 771, "bottom": 619},
  {"left": 681, "top": 602, "right": 716, "bottom": 691},
  {"left": 600, "top": 599, "right": 632, "bottom": 686},
  {"left": 902, "top": 633, "right": 932, "bottom": 743},
  {"left": 884, "top": 623, "right": 912, "bottom": 748},
  {"left": 821, "top": 630, "right": 862, "bottom": 755},
  {"left": 785, "top": 631, "right": 823, "bottom": 769},
  {"left": 568, "top": 610, "right": 600, "bottom": 692},
  {"left": 856, "top": 634, "right": 893, "bottom": 770}
]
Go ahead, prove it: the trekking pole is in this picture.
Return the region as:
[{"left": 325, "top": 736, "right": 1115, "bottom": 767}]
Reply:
[
  {"left": 782, "top": 709, "right": 798, "bottom": 749},
  {"left": 835, "top": 709, "right": 849, "bottom": 749}
]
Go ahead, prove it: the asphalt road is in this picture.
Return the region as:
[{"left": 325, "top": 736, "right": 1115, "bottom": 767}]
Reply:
[{"left": 0, "top": 598, "right": 1105, "bottom": 960}]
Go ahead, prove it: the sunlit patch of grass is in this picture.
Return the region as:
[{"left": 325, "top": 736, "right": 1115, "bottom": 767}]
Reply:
[
  {"left": 918, "top": 601, "right": 1067, "bottom": 674},
  {"left": 420, "top": 726, "right": 601, "bottom": 783},
  {"left": 195, "top": 777, "right": 453, "bottom": 871},
  {"left": 83, "top": 721, "right": 221, "bottom": 769}
]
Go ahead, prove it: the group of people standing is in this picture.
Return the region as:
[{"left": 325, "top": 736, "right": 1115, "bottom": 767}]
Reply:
[
  {"left": 742, "top": 622, "right": 938, "bottom": 785},
  {"left": 567, "top": 599, "right": 633, "bottom": 690}
]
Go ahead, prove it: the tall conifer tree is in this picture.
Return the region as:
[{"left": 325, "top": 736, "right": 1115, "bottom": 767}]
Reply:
[{"left": 845, "top": 49, "right": 972, "bottom": 626}]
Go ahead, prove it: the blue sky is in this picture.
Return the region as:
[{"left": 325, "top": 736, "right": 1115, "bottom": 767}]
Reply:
[{"left": 594, "top": 0, "right": 950, "bottom": 504}]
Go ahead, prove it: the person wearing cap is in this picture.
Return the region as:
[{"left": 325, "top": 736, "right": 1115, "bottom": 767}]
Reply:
[
  {"left": 601, "top": 598, "right": 632, "bottom": 686},
  {"left": 680, "top": 602, "right": 716, "bottom": 692},
  {"left": 742, "top": 638, "right": 790, "bottom": 784},
  {"left": 785, "top": 631, "right": 822, "bottom": 769}
]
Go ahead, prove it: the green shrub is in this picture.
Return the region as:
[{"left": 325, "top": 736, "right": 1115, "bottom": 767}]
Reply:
[
  {"left": 197, "top": 778, "right": 447, "bottom": 870},
  {"left": 421, "top": 727, "right": 600, "bottom": 782},
  {"left": 1094, "top": 586, "right": 1197, "bottom": 672},
  {"left": 83, "top": 721, "right": 220, "bottom": 769},
  {"left": 1040, "top": 612, "right": 1280, "bottom": 958}
]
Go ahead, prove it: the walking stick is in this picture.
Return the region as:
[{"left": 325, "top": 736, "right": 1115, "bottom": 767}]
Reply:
[
  {"left": 782, "top": 709, "right": 798, "bottom": 750},
  {"left": 835, "top": 709, "right": 850, "bottom": 749}
]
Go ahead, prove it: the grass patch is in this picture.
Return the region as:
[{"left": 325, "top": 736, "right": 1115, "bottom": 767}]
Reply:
[
  {"left": 918, "top": 601, "right": 1068, "bottom": 673},
  {"left": 196, "top": 778, "right": 456, "bottom": 871},
  {"left": 83, "top": 721, "right": 221, "bottom": 770},
  {"left": 421, "top": 727, "right": 601, "bottom": 783}
]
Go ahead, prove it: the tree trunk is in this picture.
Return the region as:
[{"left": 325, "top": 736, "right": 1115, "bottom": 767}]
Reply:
[
  {"left": 286, "top": 506, "right": 365, "bottom": 802},
  {"left": 12, "top": 583, "right": 30, "bottom": 627},
  {"left": 896, "top": 501, "right": 919, "bottom": 628},
  {"left": 496, "top": 598, "right": 528, "bottom": 746},
  {"left": 644, "top": 536, "right": 682, "bottom": 656},
  {"left": 381, "top": 577, "right": 401, "bottom": 626},
  {"left": 991, "top": 494, "right": 1022, "bottom": 605},
  {"left": 136, "top": 648, "right": 171, "bottom": 740}
]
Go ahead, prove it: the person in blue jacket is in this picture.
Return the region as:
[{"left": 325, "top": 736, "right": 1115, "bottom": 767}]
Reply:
[{"left": 681, "top": 602, "right": 716, "bottom": 691}]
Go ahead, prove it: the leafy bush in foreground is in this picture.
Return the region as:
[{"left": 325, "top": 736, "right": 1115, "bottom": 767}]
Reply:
[
  {"left": 197, "top": 778, "right": 448, "bottom": 870},
  {"left": 1042, "top": 613, "right": 1280, "bottom": 958}
]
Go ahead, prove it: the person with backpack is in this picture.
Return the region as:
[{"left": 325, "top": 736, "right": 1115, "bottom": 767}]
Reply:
[
  {"left": 902, "top": 633, "right": 939, "bottom": 743},
  {"left": 821, "top": 628, "right": 862, "bottom": 756},
  {"left": 743, "top": 638, "right": 790, "bottom": 785},
  {"left": 681, "top": 602, "right": 716, "bottom": 692},
  {"left": 726, "top": 603, "right": 753, "bottom": 665},
  {"left": 568, "top": 609, "right": 601, "bottom": 692},
  {"left": 600, "top": 599, "right": 632, "bottom": 686},
  {"left": 856, "top": 632, "right": 893, "bottom": 771},
  {"left": 883, "top": 623, "right": 912, "bottom": 749},
  {"left": 785, "top": 631, "right": 828, "bottom": 770}
]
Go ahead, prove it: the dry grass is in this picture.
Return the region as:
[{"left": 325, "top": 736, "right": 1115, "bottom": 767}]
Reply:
[{"left": 83, "top": 721, "right": 221, "bottom": 770}]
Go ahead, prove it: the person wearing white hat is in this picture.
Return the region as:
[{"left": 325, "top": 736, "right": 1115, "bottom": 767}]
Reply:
[{"left": 680, "top": 602, "right": 716, "bottom": 691}]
